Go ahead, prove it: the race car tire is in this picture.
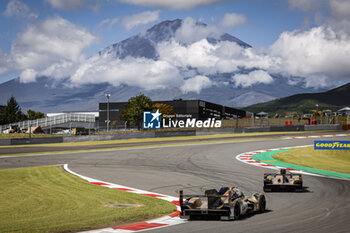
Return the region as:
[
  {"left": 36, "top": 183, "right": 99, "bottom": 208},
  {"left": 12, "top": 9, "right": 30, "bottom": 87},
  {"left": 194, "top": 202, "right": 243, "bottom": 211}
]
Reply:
[
  {"left": 258, "top": 194, "right": 266, "bottom": 213},
  {"left": 264, "top": 179, "right": 271, "bottom": 184},
  {"left": 294, "top": 180, "right": 303, "bottom": 185},
  {"left": 233, "top": 200, "right": 240, "bottom": 220},
  {"left": 294, "top": 180, "right": 303, "bottom": 192}
]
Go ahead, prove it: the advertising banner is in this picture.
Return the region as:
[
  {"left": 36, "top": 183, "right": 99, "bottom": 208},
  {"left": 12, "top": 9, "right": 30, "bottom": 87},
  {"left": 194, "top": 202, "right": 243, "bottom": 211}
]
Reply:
[
  {"left": 314, "top": 141, "right": 350, "bottom": 150},
  {"left": 143, "top": 110, "right": 222, "bottom": 129}
]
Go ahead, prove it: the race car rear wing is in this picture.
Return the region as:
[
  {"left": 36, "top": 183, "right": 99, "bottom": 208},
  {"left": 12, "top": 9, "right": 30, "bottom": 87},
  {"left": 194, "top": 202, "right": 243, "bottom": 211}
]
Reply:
[
  {"left": 179, "top": 190, "right": 233, "bottom": 208},
  {"left": 179, "top": 190, "right": 234, "bottom": 220},
  {"left": 263, "top": 173, "right": 303, "bottom": 179},
  {"left": 263, "top": 170, "right": 303, "bottom": 178}
]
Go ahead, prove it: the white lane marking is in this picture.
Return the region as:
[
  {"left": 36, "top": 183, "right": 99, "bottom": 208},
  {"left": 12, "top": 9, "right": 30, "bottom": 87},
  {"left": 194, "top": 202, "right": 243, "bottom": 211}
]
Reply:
[
  {"left": 235, "top": 145, "right": 350, "bottom": 180},
  {"left": 2, "top": 133, "right": 349, "bottom": 159},
  {"left": 283, "top": 133, "right": 350, "bottom": 140},
  {"left": 0, "top": 137, "right": 269, "bottom": 158},
  {"left": 235, "top": 145, "right": 312, "bottom": 174},
  {"left": 63, "top": 164, "right": 185, "bottom": 233}
]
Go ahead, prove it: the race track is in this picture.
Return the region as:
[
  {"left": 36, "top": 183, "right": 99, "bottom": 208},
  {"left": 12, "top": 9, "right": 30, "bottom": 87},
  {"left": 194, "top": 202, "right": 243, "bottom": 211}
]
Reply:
[{"left": 1, "top": 134, "right": 350, "bottom": 233}]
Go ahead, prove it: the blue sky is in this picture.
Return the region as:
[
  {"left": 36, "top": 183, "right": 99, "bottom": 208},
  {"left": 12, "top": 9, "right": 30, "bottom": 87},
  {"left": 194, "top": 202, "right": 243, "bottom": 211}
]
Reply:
[
  {"left": 0, "top": 0, "right": 307, "bottom": 52},
  {"left": 0, "top": 0, "right": 350, "bottom": 89}
]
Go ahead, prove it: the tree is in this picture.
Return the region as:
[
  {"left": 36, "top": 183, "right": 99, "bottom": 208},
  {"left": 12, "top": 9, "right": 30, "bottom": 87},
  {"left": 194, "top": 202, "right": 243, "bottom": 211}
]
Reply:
[
  {"left": 153, "top": 103, "right": 176, "bottom": 117},
  {"left": 27, "top": 109, "right": 45, "bottom": 120},
  {"left": 111, "top": 120, "right": 119, "bottom": 129},
  {"left": 0, "top": 96, "right": 27, "bottom": 125},
  {"left": 121, "top": 94, "right": 153, "bottom": 129},
  {"left": 0, "top": 105, "right": 5, "bottom": 125}
]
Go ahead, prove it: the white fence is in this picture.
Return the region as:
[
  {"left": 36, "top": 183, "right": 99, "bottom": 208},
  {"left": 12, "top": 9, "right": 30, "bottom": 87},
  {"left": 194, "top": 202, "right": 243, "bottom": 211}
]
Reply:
[{"left": 0, "top": 113, "right": 95, "bottom": 132}]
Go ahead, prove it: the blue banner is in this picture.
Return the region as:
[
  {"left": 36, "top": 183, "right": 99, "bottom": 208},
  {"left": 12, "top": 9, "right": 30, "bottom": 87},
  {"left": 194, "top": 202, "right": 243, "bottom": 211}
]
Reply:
[
  {"left": 314, "top": 140, "right": 350, "bottom": 150},
  {"left": 143, "top": 110, "right": 161, "bottom": 129}
]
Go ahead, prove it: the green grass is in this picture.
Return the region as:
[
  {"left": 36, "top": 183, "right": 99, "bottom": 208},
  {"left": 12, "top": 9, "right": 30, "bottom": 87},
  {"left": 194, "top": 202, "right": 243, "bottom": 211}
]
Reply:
[
  {"left": 273, "top": 146, "right": 350, "bottom": 174},
  {"left": 0, "top": 166, "right": 176, "bottom": 233}
]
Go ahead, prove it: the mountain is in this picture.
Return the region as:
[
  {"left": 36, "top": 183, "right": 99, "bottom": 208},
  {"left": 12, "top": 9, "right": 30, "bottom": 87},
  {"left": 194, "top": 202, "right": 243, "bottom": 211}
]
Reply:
[
  {"left": 0, "top": 19, "right": 329, "bottom": 113},
  {"left": 243, "top": 83, "right": 350, "bottom": 115},
  {"left": 99, "top": 19, "right": 251, "bottom": 59}
]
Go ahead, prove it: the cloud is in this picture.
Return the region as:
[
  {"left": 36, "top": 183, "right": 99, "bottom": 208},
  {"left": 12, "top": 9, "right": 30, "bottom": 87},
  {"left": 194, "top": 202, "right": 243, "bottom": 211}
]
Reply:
[
  {"left": 175, "top": 17, "right": 223, "bottom": 44},
  {"left": 157, "top": 39, "right": 275, "bottom": 75},
  {"left": 159, "top": 17, "right": 350, "bottom": 89},
  {"left": 117, "top": 0, "right": 224, "bottom": 10},
  {"left": 44, "top": 0, "right": 101, "bottom": 11},
  {"left": 287, "top": 0, "right": 350, "bottom": 33},
  {"left": 158, "top": 39, "right": 219, "bottom": 73},
  {"left": 269, "top": 26, "right": 350, "bottom": 86},
  {"left": 287, "top": 0, "right": 350, "bottom": 21},
  {"left": 219, "top": 13, "right": 246, "bottom": 28},
  {"left": 3, "top": 15, "right": 350, "bottom": 93},
  {"left": 329, "top": 0, "right": 350, "bottom": 19},
  {"left": 326, "top": 0, "right": 350, "bottom": 35},
  {"left": 287, "top": 0, "right": 323, "bottom": 12},
  {"left": 19, "top": 69, "right": 37, "bottom": 83},
  {"left": 98, "top": 17, "right": 119, "bottom": 28},
  {"left": 180, "top": 75, "right": 212, "bottom": 93},
  {"left": 232, "top": 70, "right": 274, "bottom": 88},
  {"left": 287, "top": 0, "right": 327, "bottom": 28},
  {"left": 69, "top": 30, "right": 274, "bottom": 93},
  {"left": 105, "top": 17, "right": 350, "bottom": 90},
  {"left": 122, "top": 11, "right": 160, "bottom": 30},
  {"left": 3, "top": 0, "right": 38, "bottom": 19},
  {"left": 70, "top": 55, "right": 183, "bottom": 90},
  {"left": 10, "top": 16, "right": 97, "bottom": 82}
]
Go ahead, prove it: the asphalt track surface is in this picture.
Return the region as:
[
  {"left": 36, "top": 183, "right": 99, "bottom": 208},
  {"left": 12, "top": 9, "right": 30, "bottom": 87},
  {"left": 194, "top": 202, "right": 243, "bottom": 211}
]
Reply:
[
  {"left": 0, "top": 131, "right": 344, "bottom": 155},
  {"left": 1, "top": 132, "right": 350, "bottom": 233}
]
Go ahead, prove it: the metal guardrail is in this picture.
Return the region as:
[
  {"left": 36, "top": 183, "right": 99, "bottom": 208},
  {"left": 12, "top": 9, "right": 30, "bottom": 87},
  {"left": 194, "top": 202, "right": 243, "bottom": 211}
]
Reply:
[{"left": 0, "top": 113, "right": 95, "bottom": 132}]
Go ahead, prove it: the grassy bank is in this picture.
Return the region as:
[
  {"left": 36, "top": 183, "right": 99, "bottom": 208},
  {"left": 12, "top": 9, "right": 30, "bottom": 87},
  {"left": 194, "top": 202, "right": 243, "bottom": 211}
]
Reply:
[
  {"left": 0, "top": 166, "right": 175, "bottom": 233},
  {"left": 273, "top": 146, "right": 350, "bottom": 174}
]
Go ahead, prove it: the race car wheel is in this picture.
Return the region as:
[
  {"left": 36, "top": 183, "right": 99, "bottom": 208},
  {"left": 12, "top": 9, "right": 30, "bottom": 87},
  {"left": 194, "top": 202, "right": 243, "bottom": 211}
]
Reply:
[
  {"left": 294, "top": 180, "right": 303, "bottom": 191},
  {"left": 264, "top": 179, "right": 271, "bottom": 184},
  {"left": 258, "top": 194, "right": 266, "bottom": 213},
  {"left": 294, "top": 180, "right": 303, "bottom": 185},
  {"left": 233, "top": 201, "right": 240, "bottom": 220}
]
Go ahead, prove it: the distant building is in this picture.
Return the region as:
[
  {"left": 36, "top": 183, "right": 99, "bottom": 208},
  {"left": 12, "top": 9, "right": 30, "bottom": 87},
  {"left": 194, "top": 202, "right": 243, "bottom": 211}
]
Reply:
[{"left": 99, "top": 99, "right": 246, "bottom": 129}]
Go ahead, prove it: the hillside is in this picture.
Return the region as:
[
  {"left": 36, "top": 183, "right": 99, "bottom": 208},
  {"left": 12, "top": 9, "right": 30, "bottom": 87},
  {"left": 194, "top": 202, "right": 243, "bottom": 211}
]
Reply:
[{"left": 243, "top": 83, "right": 350, "bottom": 115}]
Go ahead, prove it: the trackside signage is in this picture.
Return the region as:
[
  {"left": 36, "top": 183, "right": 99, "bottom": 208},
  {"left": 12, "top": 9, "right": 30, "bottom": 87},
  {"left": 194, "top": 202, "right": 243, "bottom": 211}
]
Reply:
[
  {"left": 143, "top": 110, "right": 222, "bottom": 129},
  {"left": 143, "top": 110, "right": 162, "bottom": 129},
  {"left": 162, "top": 118, "right": 221, "bottom": 128},
  {"left": 314, "top": 141, "right": 350, "bottom": 150}
]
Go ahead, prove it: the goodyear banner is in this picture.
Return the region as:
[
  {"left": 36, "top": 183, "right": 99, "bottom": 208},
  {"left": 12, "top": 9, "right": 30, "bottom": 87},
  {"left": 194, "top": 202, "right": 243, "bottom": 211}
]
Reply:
[{"left": 314, "top": 141, "right": 350, "bottom": 150}]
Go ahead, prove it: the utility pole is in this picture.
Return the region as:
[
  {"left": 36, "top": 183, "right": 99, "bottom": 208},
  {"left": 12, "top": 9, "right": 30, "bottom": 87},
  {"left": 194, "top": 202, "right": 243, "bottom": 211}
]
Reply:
[
  {"left": 29, "top": 124, "right": 31, "bottom": 143},
  {"left": 105, "top": 93, "right": 111, "bottom": 132}
]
